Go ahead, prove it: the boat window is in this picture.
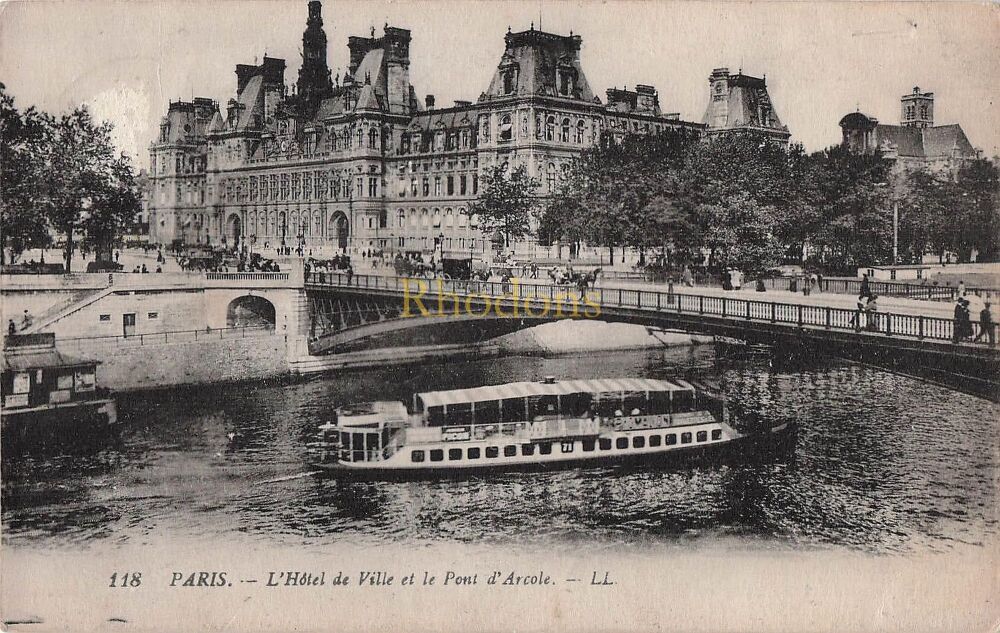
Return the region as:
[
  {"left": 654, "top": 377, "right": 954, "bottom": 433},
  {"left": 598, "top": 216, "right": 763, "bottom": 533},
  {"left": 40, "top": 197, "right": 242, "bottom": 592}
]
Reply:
[
  {"left": 486, "top": 446, "right": 499, "bottom": 458},
  {"left": 411, "top": 450, "right": 425, "bottom": 462},
  {"left": 504, "top": 445, "right": 517, "bottom": 457},
  {"left": 615, "top": 437, "right": 628, "bottom": 449},
  {"left": 444, "top": 402, "right": 472, "bottom": 425},
  {"left": 672, "top": 391, "right": 695, "bottom": 414},
  {"left": 467, "top": 447, "right": 481, "bottom": 459},
  {"left": 593, "top": 398, "right": 620, "bottom": 418},
  {"left": 449, "top": 448, "right": 463, "bottom": 460},
  {"left": 649, "top": 435, "right": 662, "bottom": 447},
  {"left": 666, "top": 434, "right": 677, "bottom": 445},
  {"left": 582, "top": 439, "right": 596, "bottom": 452},
  {"left": 622, "top": 393, "right": 646, "bottom": 415},
  {"left": 711, "top": 429, "right": 722, "bottom": 441},
  {"left": 500, "top": 398, "right": 525, "bottom": 423},
  {"left": 366, "top": 433, "right": 379, "bottom": 451},
  {"left": 599, "top": 438, "right": 612, "bottom": 450},
  {"left": 632, "top": 436, "right": 645, "bottom": 449},
  {"left": 521, "top": 444, "right": 535, "bottom": 456},
  {"left": 427, "top": 406, "right": 445, "bottom": 425},
  {"left": 648, "top": 391, "right": 672, "bottom": 414},
  {"left": 539, "top": 442, "right": 552, "bottom": 455},
  {"left": 430, "top": 449, "right": 444, "bottom": 462},
  {"left": 696, "top": 431, "right": 708, "bottom": 442},
  {"left": 475, "top": 400, "right": 501, "bottom": 425},
  {"left": 562, "top": 393, "right": 593, "bottom": 417},
  {"left": 681, "top": 432, "right": 692, "bottom": 444},
  {"left": 530, "top": 395, "right": 559, "bottom": 419}
]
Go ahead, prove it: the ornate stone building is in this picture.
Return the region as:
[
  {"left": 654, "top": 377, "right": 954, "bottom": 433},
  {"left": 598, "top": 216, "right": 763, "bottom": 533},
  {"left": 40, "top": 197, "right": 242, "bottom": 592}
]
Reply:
[
  {"left": 148, "top": 1, "right": 779, "bottom": 255},
  {"left": 701, "top": 68, "right": 790, "bottom": 146},
  {"left": 839, "top": 87, "right": 979, "bottom": 173}
]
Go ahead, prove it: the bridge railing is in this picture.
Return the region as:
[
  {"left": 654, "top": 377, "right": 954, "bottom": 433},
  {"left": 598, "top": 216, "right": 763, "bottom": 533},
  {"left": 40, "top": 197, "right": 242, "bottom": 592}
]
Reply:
[{"left": 304, "top": 272, "right": 996, "bottom": 347}]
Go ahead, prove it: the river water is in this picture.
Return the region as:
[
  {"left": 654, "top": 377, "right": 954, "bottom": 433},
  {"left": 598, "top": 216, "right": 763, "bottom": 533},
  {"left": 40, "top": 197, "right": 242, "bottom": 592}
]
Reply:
[{"left": 2, "top": 346, "right": 997, "bottom": 554}]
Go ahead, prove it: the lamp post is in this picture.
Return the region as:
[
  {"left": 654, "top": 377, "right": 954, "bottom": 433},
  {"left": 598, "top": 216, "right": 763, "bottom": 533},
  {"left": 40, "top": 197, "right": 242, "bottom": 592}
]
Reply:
[{"left": 892, "top": 199, "right": 899, "bottom": 265}]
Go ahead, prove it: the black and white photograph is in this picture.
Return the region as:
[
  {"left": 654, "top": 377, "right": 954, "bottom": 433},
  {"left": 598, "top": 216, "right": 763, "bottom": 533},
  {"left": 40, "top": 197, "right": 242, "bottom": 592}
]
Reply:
[{"left": 1, "top": 1, "right": 998, "bottom": 631}]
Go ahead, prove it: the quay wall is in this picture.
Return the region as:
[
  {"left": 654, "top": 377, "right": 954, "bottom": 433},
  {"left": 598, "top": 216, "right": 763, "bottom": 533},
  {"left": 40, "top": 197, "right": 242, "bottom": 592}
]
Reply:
[{"left": 56, "top": 329, "right": 288, "bottom": 392}]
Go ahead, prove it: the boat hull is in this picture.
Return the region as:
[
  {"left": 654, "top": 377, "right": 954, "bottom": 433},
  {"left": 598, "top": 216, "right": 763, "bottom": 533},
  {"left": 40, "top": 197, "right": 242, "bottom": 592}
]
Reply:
[{"left": 311, "top": 422, "right": 796, "bottom": 481}]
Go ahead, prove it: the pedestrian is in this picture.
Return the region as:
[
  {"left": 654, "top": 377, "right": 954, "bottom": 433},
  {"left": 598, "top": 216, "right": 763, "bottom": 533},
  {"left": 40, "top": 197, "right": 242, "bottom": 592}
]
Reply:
[
  {"left": 954, "top": 298, "right": 972, "bottom": 342},
  {"left": 803, "top": 275, "right": 812, "bottom": 296},
  {"left": 789, "top": 275, "right": 798, "bottom": 293},
  {"left": 114, "top": 250, "right": 120, "bottom": 263},
  {"left": 141, "top": 264, "right": 148, "bottom": 273},
  {"left": 850, "top": 294, "right": 866, "bottom": 331},
  {"left": 973, "top": 301, "right": 995, "bottom": 345},
  {"left": 155, "top": 265, "right": 162, "bottom": 273},
  {"left": 682, "top": 266, "right": 694, "bottom": 287},
  {"left": 816, "top": 272, "right": 824, "bottom": 293},
  {"left": 860, "top": 273, "right": 871, "bottom": 299},
  {"left": 7, "top": 319, "right": 16, "bottom": 335},
  {"left": 865, "top": 294, "right": 880, "bottom": 332},
  {"left": 20, "top": 309, "right": 33, "bottom": 330},
  {"left": 756, "top": 276, "right": 766, "bottom": 292},
  {"left": 957, "top": 280, "right": 966, "bottom": 298},
  {"left": 667, "top": 278, "right": 676, "bottom": 304},
  {"left": 345, "top": 264, "right": 353, "bottom": 285}
]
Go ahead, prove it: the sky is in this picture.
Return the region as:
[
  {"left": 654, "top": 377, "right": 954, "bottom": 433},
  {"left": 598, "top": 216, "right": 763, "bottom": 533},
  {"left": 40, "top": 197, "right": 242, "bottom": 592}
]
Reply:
[{"left": 1, "top": 0, "right": 997, "bottom": 167}]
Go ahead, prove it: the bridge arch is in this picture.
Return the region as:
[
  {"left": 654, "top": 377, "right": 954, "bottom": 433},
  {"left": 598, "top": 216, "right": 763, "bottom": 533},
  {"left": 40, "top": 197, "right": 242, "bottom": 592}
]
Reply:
[{"left": 226, "top": 295, "right": 276, "bottom": 328}]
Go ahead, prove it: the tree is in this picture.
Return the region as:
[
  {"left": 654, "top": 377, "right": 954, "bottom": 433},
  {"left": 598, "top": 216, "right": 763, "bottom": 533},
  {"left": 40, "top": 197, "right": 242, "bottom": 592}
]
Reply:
[
  {"left": 36, "top": 106, "right": 140, "bottom": 271},
  {"left": 698, "top": 194, "right": 783, "bottom": 274},
  {"left": 467, "top": 163, "right": 539, "bottom": 250},
  {"left": 953, "top": 159, "right": 1000, "bottom": 262},
  {"left": 0, "top": 83, "right": 51, "bottom": 264}
]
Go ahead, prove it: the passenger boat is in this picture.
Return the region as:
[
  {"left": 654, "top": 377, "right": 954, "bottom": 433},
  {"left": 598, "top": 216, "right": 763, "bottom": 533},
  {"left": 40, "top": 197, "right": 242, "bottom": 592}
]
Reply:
[{"left": 310, "top": 377, "right": 795, "bottom": 479}]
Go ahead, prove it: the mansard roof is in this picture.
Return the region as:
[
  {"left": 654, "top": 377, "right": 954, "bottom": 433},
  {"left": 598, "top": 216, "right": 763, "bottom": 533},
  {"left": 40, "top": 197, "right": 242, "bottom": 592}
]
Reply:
[
  {"left": 408, "top": 107, "right": 481, "bottom": 130},
  {"left": 481, "top": 27, "right": 596, "bottom": 102},
  {"left": 703, "top": 72, "right": 786, "bottom": 131}
]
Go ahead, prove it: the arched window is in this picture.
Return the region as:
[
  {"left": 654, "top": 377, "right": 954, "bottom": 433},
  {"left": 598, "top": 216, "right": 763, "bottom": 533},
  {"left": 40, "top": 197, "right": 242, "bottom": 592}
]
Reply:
[
  {"left": 420, "top": 208, "right": 429, "bottom": 227},
  {"left": 409, "top": 208, "right": 418, "bottom": 227},
  {"left": 356, "top": 127, "right": 364, "bottom": 147},
  {"left": 398, "top": 209, "right": 406, "bottom": 228},
  {"left": 502, "top": 69, "right": 515, "bottom": 94},
  {"left": 547, "top": 162, "right": 557, "bottom": 193},
  {"left": 368, "top": 128, "right": 377, "bottom": 149},
  {"left": 458, "top": 208, "right": 468, "bottom": 227},
  {"left": 499, "top": 114, "right": 513, "bottom": 142},
  {"left": 545, "top": 116, "right": 555, "bottom": 141},
  {"left": 561, "top": 118, "right": 570, "bottom": 142},
  {"left": 445, "top": 208, "right": 454, "bottom": 228},
  {"left": 432, "top": 208, "right": 441, "bottom": 228},
  {"left": 575, "top": 120, "right": 585, "bottom": 143}
]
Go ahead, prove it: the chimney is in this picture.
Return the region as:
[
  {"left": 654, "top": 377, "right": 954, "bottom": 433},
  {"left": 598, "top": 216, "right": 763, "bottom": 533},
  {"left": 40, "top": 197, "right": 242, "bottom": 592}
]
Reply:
[
  {"left": 454, "top": 100, "right": 471, "bottom": 107},
  {"left": 425, "top": 95, "right": 435, "bottom": 109}
]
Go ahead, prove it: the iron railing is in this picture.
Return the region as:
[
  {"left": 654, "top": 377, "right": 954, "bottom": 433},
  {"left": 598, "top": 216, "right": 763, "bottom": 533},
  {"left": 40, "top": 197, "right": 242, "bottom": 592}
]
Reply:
[{"left": 304, "top": 271, "right": 997, "bottom": 347}]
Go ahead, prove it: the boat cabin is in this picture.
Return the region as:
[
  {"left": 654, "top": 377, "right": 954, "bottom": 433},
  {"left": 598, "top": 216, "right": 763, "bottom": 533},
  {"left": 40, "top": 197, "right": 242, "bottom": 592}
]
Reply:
[
  {"left": 414, "top": 377, "right": 717, "bottom": 427},
  {"left": 1, "top": 334, "right": 102, "bottom": 411}
]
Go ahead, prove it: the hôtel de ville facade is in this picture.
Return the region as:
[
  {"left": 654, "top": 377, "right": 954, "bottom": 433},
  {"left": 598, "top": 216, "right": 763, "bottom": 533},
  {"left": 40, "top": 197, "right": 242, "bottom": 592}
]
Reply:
[{"left": 146, "top": 0, "right": 790, "bottom": 255}]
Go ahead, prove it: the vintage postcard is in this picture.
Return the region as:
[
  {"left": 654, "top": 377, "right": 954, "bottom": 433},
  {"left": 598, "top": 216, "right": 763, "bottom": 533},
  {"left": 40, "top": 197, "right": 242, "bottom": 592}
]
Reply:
[{"left": 1, "top": 0, "right": 998, "bottom": 631}]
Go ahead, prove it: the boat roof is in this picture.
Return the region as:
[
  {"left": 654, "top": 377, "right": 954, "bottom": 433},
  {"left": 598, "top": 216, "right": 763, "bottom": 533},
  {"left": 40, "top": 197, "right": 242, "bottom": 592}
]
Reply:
[
  {"left": 417, "top": 378, "right": 693, "bottom": 409},
  {"left": 2, "top": 349, "right": 98, "bottom": 372}
]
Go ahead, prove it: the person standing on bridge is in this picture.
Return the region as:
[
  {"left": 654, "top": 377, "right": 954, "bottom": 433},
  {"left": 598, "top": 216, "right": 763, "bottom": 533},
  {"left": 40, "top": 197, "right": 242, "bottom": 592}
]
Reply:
[
  {"left": 682, "top": 266, "right": 694, "bottom": 288},
  {"left": 850, "top": 294, "right": 867, "bottom": 331},
  {"left": 8, "top": 319, "right": 16, "bottom": 336},
  {"left": 973, "top": 301, "right": 995, "bottom": 345},
  {"left": 860, "top": 273, "right": 871, "bottom": 299},
  {"left": 953, "top": 298, "right": 972, "bottom": 343}
]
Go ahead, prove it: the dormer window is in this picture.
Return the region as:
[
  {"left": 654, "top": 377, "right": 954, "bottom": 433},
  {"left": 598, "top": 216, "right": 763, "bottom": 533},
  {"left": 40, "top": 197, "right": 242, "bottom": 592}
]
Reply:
[{"left": 503, "top": 69, "right": 516, "bottom": 95}]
